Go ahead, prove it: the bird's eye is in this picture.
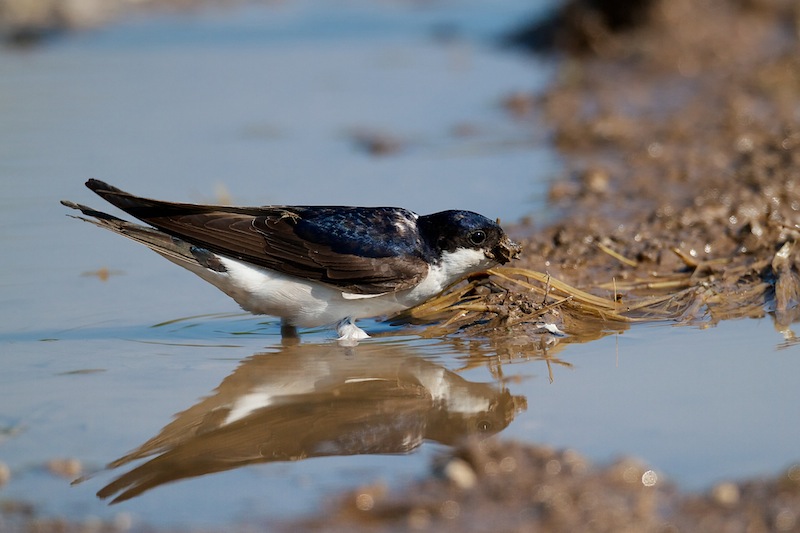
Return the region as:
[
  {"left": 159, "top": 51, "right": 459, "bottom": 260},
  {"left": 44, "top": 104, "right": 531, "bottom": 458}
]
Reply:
[{"left": 469, "top": 230, "right": 487, "bottom": 245}]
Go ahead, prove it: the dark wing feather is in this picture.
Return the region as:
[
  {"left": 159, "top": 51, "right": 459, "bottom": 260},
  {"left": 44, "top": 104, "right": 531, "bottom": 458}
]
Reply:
[{"left": 85, "top": 180, "right": 429, "bottom": 294}]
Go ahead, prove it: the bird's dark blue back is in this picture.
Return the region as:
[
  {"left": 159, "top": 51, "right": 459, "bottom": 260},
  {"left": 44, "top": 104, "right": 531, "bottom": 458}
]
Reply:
[{"left": 292, "top": 207, "right": 426, "bottom": 258}]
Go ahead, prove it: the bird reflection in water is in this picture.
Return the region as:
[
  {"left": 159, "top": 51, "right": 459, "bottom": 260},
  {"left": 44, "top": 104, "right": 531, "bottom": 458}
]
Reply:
[{"left": 95, "top": 341, "right": 526, "bottom": 503}]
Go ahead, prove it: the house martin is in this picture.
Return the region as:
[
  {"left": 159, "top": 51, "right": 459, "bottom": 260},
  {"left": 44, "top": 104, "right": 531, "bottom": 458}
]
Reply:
[{"left": 62, "top": 179, "right": 521, "bottom": 343}]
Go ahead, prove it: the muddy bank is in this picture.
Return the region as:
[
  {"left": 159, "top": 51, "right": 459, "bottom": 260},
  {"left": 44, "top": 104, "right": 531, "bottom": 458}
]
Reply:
[
  {"left": 0, "top": 0, "right": 238, "bottom": 44},
  {"left": 512, "top": 0, "right": 800, "bottom": 326},
  {"left": 417, "top": 0, "right": 800, "bottom": 341},
  {"left": 289, "top": 439, "right": 800, "bottom": 533},
  {"left": 402, "top": 0, "right": 800, "bottom": 346},
  {"left": 0, "top": 0, "right": 121, "bottom": 44}
]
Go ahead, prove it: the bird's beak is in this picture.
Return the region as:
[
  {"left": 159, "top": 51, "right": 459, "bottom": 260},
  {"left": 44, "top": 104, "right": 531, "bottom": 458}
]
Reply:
[{"left": 490, "top": 235, "right": 522, "bottom": 264}]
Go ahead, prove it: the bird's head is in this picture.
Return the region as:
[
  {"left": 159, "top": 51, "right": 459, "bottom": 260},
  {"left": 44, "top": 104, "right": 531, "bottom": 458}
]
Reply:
[{"left": 420, "top": 210, "right": 521, "bottom": 275}]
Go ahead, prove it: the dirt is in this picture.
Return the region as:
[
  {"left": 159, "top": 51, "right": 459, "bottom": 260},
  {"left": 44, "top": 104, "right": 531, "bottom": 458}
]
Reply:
[
  {"left": 513, "top": 0, "right": 800, "bottom": 329},
  {"left": 0, "top": 0, "right": 239, "bottom": 45},
  {"left": 4, "top": 0, "right": 800, "bottom": 531},
  {"left": 287, "top": 439, "right": 800, "bottom": 533}
]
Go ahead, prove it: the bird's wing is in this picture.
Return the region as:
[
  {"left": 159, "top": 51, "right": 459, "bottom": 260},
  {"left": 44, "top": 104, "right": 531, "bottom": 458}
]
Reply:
[{"left": 83, "top": 180, "right": 430, "bottom": 294}]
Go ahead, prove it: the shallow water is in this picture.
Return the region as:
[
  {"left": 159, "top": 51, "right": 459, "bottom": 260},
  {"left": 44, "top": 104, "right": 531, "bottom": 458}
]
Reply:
[{"left": 2, "top": 1, "right": 800, "bottom": 529}]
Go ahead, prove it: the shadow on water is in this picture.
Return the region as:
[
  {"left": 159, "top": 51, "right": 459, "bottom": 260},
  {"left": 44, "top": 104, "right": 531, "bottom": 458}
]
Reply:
[{"left": 86, "top": 339, "right": 527, "bottom": 504}]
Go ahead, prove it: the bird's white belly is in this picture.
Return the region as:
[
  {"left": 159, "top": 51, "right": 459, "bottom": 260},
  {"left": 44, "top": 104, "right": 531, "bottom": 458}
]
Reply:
[{"left": 205, "top": 257, "right": 422, "bottom": 327}]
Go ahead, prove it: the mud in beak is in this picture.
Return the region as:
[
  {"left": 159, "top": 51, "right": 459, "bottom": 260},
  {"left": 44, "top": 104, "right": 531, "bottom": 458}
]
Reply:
[{"left": 489, "top": 235, "right": 522, "bottom": 264}]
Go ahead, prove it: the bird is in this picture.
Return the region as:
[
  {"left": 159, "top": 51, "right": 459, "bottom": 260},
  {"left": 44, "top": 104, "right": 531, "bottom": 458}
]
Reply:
[{"left": 62, "top": 179, "right": 521, "bottom": 343}]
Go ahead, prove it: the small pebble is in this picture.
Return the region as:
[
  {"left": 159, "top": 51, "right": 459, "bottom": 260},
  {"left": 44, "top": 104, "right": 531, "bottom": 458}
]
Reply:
[
  {"left": 502, "top": 91, "right": 536, "bottom": 118},
  {"left": 711, "top": 482, "right": 740, "bottom": 506},
  {"left": 641, "top": 469, "right": 658, "bottom": 487},
  {"left": 408, "top": 507, "right": 431, "bottom": 530},
  {"left": 46, "top": 458, "right": 82, "bottom": 479},
  {"left": 443, "top": 458, "right": 477, "bottom": 489},
  {"left": 440, "top": 499, "right": 461, "bottom": 519},
  {"left": 0, "top": 461, "right": 10, "bottom": 486}
]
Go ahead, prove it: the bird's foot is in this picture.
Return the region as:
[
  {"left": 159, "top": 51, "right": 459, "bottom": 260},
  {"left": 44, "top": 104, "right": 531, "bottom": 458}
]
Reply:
[{"left": 336, "top": 318, "right": 370, "bottom": 346}]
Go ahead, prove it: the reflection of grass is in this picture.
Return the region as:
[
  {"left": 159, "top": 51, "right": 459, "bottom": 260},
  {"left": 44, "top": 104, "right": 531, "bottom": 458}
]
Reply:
[
  {"left": 150, "top": 312, "right": 250, "bottom": 328},
  {"left": 144, "top": 312, "right": 280, "bottom": 346}
]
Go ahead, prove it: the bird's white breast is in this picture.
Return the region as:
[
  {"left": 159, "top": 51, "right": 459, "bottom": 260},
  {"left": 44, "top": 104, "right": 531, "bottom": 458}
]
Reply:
[{"left": 402, "top": 247, "right": 493, "bottom": 302}]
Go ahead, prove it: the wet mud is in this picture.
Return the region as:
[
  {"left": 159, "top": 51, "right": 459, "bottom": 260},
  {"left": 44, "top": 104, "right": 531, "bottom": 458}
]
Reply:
[
  {"left": 515, "top": 0, "right": 800, "bottom": 330},
  {"left": 4, "top": 0, "right": 800, "bottom": 531},
  {"left": 0, "top": 0, "right": 216, "bottom": 45},
  {"left": 412, "top": 0, "right": 800, "bottom": 343},
  {"left": 290, "top": 439, "right": 800, "bottom": 533}
]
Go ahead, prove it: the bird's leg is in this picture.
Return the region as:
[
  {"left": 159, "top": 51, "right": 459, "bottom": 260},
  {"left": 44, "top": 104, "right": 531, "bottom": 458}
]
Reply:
[
  {"left": 280, "top": 320, "right": 300, "bottom": 341},
  {"left": 336, "top": 317, "right": 370, "bottom": 346}
]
